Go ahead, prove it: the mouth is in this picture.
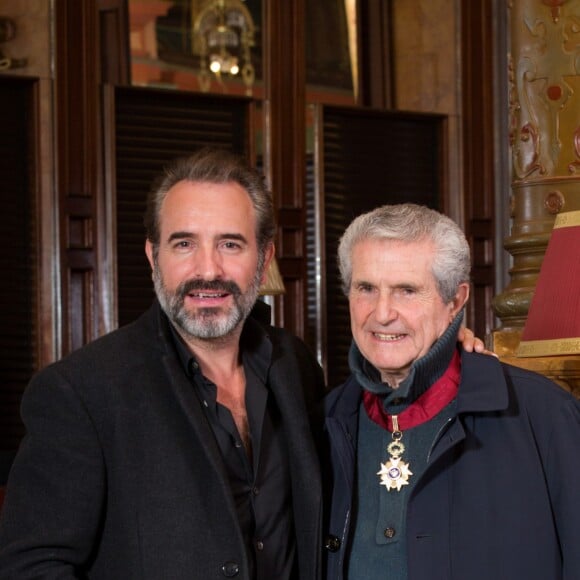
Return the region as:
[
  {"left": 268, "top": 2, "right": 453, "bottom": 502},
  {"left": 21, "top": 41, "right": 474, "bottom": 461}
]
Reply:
[
  {"left": 373, "top": 332, "right": 406, "bottom": 342},
  {"left": 188, "top": 291, "right": 230, "bottom": 299},
  {"left": 184, "top": 290, "right": 232, "bottom": 307},
  {"left": 178, "top": 279, "right": 241, "bottom": 303}
]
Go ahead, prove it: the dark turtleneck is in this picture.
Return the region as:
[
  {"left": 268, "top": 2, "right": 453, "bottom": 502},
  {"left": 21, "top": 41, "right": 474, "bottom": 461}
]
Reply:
[{"left": 348, "top": 310, "right": 464, "bottom": 408}]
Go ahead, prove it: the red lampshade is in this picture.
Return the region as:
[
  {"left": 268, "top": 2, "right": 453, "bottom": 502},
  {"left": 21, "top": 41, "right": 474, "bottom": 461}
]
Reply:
[{"left": 517, "top": 210, "right": 580, "bottom": 357}]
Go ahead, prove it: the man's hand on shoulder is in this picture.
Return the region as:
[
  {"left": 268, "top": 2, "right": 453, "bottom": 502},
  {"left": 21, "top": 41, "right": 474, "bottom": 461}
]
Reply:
[{"left": 458, "top": 327, "right": 498, "bottom": 357}]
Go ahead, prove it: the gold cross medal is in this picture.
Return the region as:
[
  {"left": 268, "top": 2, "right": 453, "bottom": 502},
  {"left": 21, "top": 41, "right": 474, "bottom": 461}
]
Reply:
[{"left": 377, "top": 415, "right": 413, "bottom": 491}]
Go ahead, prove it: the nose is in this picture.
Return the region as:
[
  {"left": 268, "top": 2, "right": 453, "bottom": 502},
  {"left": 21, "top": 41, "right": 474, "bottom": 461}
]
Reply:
[
  {"left": 194, "top": 245, "right": 224, "bottom": 280},
  {"left": 374, "top": 291, "right": 398, "bottom": 325}
]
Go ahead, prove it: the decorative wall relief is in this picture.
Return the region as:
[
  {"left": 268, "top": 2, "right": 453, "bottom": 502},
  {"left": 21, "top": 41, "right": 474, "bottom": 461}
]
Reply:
[
  {"left": 510, "top": 0, "right": 580, "bottom": 178},
  {"left": 568, "top": 125, "right": 580, "bottom": 172}
]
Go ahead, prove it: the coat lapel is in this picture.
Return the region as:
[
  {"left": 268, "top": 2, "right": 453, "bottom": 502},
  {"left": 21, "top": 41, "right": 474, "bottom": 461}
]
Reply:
[
  {"left": 152, "top": 304, "right": 242, "bottom": 528},
  {"left": 268, "top": 342, "right": 322, "bottom": 580}
]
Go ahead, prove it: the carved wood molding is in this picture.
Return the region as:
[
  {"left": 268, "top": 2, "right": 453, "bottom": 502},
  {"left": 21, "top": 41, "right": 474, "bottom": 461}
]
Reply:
[
  {"left": 461, "top": 0, "right": 497, "bottom": 338},
  {"left": 55, "top": 0, "right": 129, "bottom": 353},
  {"left": 263, "top": 0, "right": 307, "bottom": 337},
  {"left": 55, "top": 0, "right": 103, "bottom": 353}
]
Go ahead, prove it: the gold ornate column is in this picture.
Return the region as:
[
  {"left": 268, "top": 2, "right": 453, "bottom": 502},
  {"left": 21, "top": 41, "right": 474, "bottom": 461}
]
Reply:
[{"left": 491, "top": 0, "right": 580, "bottom": 395}]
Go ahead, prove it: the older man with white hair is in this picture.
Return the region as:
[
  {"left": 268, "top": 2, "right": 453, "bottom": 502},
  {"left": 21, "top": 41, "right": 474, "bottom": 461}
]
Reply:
[{"left": 322, "top": 203, "right": 580, "bottom": 580}]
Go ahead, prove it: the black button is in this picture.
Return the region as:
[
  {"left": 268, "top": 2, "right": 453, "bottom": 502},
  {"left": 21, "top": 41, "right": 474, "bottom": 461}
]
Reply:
[
  {"left": 221, "top": 561, "right": 240, "bottom": 577},
  {"left": 384, "top": 527, "right": 396, "bottom": 539},
  {"left": 252, "top": 486, "right": 260, "bottom": 495},
  {"left": 256, "top": 540, "right": 264, "bottom": 551},
  {"left": 324, "top": 535, "right": 341, "bottom": 552}
]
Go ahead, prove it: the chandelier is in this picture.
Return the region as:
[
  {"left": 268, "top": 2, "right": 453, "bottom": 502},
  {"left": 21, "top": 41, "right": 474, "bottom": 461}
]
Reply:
[{"left": 192, "top": 0, "right": 256, "bottom": 94}]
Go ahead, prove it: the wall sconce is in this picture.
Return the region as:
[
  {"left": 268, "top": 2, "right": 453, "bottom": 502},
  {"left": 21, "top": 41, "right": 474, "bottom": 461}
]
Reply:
[
  {"left": 192, "top": 0, "right": 255, "bottom": 94},
  {"left": 0, "top": 16, "right": 28, "bottom": 71},
  {"left": 0, "top": 17, "right": 16, "bottom": 43}
]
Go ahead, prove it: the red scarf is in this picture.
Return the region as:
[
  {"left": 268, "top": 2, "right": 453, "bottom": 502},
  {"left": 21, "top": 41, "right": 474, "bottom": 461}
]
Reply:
[{"left": 362, "top": 350, "right": 461, "bottom": 432}]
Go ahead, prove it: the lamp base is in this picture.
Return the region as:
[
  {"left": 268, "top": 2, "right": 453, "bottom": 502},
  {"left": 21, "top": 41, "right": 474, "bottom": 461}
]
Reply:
[{"left": 488, "top": 329, "right": 580, "bottom": 397}]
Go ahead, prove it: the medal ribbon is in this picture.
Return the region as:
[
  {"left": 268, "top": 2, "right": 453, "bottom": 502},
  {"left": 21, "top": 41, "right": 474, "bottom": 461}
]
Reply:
[{"left": 363, "top": 349, "right": 461, "bottom": 432}]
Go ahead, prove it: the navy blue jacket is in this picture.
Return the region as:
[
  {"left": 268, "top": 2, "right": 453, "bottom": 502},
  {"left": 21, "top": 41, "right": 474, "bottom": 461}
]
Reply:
[{"left": 322, "top": 351, "right": 580, "bottom": 580}]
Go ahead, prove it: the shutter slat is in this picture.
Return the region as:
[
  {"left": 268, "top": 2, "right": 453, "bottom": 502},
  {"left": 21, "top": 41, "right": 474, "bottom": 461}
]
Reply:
[{"left": 0, "top": 79, "right": 36, "bottom": 450}]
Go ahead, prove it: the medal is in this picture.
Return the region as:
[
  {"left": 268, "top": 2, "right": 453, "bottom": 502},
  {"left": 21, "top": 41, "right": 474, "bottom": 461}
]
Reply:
[
  {"left": 377, "top": 415, "right": 413, "bottom": 491},
  {"left": 363, "top": 351, "right": 462, "bottom": 492}
]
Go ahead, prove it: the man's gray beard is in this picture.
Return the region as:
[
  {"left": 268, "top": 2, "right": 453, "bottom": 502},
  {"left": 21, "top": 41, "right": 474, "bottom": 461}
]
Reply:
[{"left": 152, "top": 264, "right": 262, "bottom": 340}]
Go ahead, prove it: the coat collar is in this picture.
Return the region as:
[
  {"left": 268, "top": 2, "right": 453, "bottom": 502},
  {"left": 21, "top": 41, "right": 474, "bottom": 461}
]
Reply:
[
  {"left": 456, "top": 351, "right": 509, "bottom": 414},
  {"left": 326, "top": 349, "right": 510, "bottom": 423}
]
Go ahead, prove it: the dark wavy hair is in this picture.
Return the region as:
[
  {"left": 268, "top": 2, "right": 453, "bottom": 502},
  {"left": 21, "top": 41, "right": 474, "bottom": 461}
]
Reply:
[{"left": 144, "top": 147, "right": 276, "bottom": 258}]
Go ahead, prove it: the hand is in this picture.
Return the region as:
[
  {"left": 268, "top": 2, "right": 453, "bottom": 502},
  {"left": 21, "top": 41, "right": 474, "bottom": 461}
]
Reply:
[{"left": 458, "top": 327, "right": 498, "bottom": 357}]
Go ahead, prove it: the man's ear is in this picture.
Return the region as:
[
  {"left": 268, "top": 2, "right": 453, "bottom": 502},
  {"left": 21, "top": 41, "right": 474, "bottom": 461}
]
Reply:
[
  {"left": 145, "top": 240, "right": 155, "bottom": 272},
  {"left": 450, "top": 282, "right": 470, "bottom": 319},
  {"left": 260, "top": 243, "right": 276, "bottom": 286}
]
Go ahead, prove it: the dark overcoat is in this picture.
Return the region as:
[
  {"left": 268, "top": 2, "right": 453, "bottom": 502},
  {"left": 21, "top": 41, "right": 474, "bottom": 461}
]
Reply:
[
  {"left": 322, "top": 351, "right": 580, "bottom": 580},
  {"left": 0, "top": 301, "right": 325, "bottom": 579}
]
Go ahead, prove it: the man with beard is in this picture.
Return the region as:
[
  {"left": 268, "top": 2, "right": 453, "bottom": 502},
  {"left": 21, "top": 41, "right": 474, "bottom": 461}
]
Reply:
[
  {"left": 0, "top": 150, "right": 483, "bottom": 579},
  {"left": 0, "top": 148, "right": 326, "bottom": 580}
]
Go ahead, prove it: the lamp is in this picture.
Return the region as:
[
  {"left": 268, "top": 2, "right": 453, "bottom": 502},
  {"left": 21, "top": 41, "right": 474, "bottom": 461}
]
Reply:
[
  {"left": 192, "top": 0, "right": 255, "bottom": 94},
  {"left": 0, "top": 16, "right": 27, "bottom": 71},
  {"left": 259, "top": 257, "right": 285, "bottom": 296},
  {"left": 0, "top": 17, "right": 16, "bottom": 43},
  {"left": 517, "top": 210, "right": 580, "bottom": 357}
]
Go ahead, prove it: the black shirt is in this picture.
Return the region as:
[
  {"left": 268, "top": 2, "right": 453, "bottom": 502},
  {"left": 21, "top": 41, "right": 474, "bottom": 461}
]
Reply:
[{"left": 170, "top": 317, "right": 296, "bottom": 580}]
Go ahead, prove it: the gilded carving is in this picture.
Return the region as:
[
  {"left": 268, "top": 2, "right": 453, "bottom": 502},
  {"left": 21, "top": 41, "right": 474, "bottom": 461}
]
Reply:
[
  {"left": 568, "top": 126, "right": 580, "bottom": 172},
  {"left": 518, "top": 337, "right": 580, "bottom": 356},
  {"left": 562, "top": 14, "right": 580, "bottom": 57},
  {"left": 542, "top": 0, "right": 566, "bottom": 23},
  {"left": 509, "top": 1, "right": 580, "bottom": 179},
  {"left": 544, "top": 190, "right": 565, "bottom": 213},
  {"left": 509, "top": 54, "right": 547, "bottom": 178}
]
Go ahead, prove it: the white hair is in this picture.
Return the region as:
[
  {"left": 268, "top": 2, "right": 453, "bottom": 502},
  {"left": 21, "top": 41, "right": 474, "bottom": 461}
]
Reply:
[{"left": 337, "top": 203, "right": 471, "bottom": 302}]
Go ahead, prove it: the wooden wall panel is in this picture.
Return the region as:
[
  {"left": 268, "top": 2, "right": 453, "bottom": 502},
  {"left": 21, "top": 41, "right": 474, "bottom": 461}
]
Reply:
[
  {"left": 263, "top": 0, "right": 307, "bottom": 337},
  {"left": 358, "top": 0, "right": 394, "bottom": 108},
  {"left": 56, "top": 0, "right": 104, "bottom": 353},
  {"left": 461, "top": 0, "right": 497, "bottom": 338}
]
